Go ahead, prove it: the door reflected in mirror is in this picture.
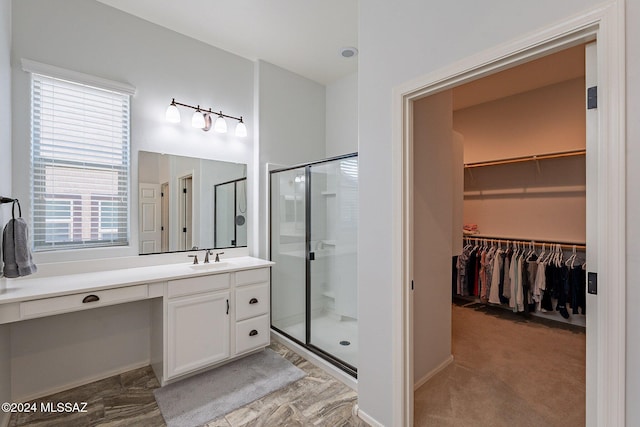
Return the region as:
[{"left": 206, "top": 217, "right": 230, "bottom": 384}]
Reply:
[{"left": 138, "top": 151, "right": 248, "bottom": 254}]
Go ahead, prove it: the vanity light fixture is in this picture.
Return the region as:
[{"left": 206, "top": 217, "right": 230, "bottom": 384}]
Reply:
[
  {"left": 191, "top": 106, "right": 206, "bottom": 129},
  {"left": 214, "top": 112, "right": 227, "bottom": 133},
  {"left": 165, "top": 99, "right": 181, "bottom": 123},
  {"left": 235, "top": 117, "right": 247, "bottom": 138},
  {"left": 165, "top": 98, "right": 247, "bottom": 137}
]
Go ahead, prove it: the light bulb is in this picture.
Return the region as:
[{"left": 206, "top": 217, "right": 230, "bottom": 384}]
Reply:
[
  {"left": 235, "top": 119, "right": 247, "bottom": 137},
  {"left": 214, "top": 115, "right": 227, "bottom": 133},
  {"left": 166, "top": 100, "right": 181, "bottom": 123},
  {"left": 191, "top": 108, "right": 205, "bottom": 129}
]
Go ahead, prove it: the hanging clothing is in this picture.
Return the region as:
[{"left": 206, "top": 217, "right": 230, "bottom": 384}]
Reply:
[
  {"left": 570, "top": 265, "right": 586, "bottom": 314},
  {"left": 488, "top": 248, "right": 503, "bottom": 304},
  {"left": 501, "top": 250, "right": 511, "bottom": 303},
  {"left": 454, "top": 239, "right": 586, "bottom": 321}
]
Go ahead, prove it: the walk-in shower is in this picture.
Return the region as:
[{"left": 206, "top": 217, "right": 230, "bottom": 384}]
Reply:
[{"left": 270, "top": 154, "right": 358, "bottom": 376}]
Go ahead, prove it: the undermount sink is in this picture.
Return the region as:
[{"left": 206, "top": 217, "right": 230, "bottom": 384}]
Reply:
[{"left": 188, "top": 262, "right": 230, "bottom": 270}]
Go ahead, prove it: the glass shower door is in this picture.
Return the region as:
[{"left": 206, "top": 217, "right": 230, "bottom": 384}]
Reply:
[
  {"left": 270, "top": 167, "right": 307, "bottom": 343},
  {"left": 308, "top": 157, "right": 358, "bottom": 372}
]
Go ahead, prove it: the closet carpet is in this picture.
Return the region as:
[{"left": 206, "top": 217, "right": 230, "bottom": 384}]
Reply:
[{"left": 414, "top": 302, "right": 586, "bottom": 427}]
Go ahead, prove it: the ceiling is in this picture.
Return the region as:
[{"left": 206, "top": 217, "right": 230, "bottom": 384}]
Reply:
[
  {"left": 453, "top": 44, "right": 586, "bottom": 110},
  {"left": 96, "top": 0, "right": 358, "bottom": 85}
]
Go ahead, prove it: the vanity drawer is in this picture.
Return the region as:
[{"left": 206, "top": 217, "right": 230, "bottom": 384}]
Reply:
[
  {"left": 235, "top": 268, "right": 269, "bottom": 286},
  {"left": 235, "top": 314, "right": 270, "bottom": 354},
  {"left": 20, "top": 285, "right": 148, "bottom": 319},
  {"left": 168, "top": 273, "right": 230, "bottom": 299},
  {"left": 235, "top": 283, "right": 269, "bottom": 321}
]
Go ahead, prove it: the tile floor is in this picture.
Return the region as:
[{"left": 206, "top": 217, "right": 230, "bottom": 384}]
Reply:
[{"left": 8, "top": 341, "right": 366, "bottom": 427}]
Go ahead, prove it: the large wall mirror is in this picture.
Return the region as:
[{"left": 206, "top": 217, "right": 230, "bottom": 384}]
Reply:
[{"left": 138, "top": 151, "right": 248, "bottom": 254}]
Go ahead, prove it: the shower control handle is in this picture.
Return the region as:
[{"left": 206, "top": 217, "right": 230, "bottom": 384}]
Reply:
[
  {"left": 249, "top": 298, "right": 258, "bottom": 304},
  {"left": 249, "top": 330, "right": 258, "bottom": 336}
]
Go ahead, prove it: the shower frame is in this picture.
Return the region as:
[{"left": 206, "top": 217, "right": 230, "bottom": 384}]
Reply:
[
  {"left": 269, "top": 152, "right": 358, "bottom": 377},
  {"left": 214, "top": 177, "right": 247, "bottom": 249}
]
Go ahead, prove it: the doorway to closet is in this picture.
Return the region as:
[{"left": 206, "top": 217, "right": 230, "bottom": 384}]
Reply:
[
  {"left": 391, "top": 7, "right": 626, "bottom": 427},
  {"left": 411, "top": 43, "right": 591, "bottom": 425}
]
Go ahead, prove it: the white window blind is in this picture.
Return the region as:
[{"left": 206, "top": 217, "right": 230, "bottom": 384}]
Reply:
[{"left": 31, "top": 73, "right": 130, "bottom": 251}]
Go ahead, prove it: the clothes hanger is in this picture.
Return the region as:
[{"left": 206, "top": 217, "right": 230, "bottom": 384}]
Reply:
[
  {"left": 555, "top": 244, "right": 564, "bottom": 267},
  {"left": 464, "top": 237, "right": 471, "bottom": 250},
  {"left": 538, "top": 243, "right": 546, "bottom": 263},
  {"left": 525, "top": 241, "right": 535, "bottom": 261},
  {"left": 565, "top": 245, "right": 577, "bottom": 267}
]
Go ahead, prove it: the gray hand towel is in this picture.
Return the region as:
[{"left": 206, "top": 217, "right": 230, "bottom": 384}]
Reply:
[{"left": 2, "top": 218, "right": 37, "bottom": 278}]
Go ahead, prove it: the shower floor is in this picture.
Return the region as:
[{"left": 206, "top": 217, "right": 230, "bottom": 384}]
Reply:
[{"left": 280, "top": 314, "right": 358, "bottom": 368}]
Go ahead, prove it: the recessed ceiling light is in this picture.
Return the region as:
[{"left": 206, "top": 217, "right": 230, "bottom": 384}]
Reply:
[{"left": 340, "top": 47, "right": 358, "bottom": 58}]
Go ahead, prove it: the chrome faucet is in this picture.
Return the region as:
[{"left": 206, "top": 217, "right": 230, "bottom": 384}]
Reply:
[
  {"left": 214, "top": 252, "right": 224, "bottom": 262},
  {"left": 188, "top": 254, "right": 199, "bottom": 264},
  {"left": 203, "top": 250, "right": 213, "bottom": 263}
]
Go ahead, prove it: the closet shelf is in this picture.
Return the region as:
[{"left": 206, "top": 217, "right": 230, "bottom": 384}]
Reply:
[{"left": 464, "top": 149, "right": 586, "bottom": 169}]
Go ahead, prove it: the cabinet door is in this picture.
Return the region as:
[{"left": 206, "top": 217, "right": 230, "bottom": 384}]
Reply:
[{"left": 167, "top": 291, "right": 230, "bottom": 379}]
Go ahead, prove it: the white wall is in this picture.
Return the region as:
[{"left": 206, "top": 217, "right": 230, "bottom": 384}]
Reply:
[
  {"left": 458, "top": 78, "right": 586, "bottom": 243},
  {"left": 358, "top": 1, "right": 606, "bottom": 425},
  {"left": 0, "top": 0, "right": 11, "bottom": 423},
  {"left": 10, "top": 301, "right": 152, "bottom": 400},
  {"left": 412, "top": 91, "right": 453, "bottom": 384},
  {"left": 626, "top": 0, "right": 640, "bottom": 424},
  {"left": 454, "top": 78, "right": 585, "bottom": 163},
  {"left": 7, "top": 0, "right": 255, "bottom": 402},
  {"left": 257, "top": 60, "right": 326, "bottom": 257},
  {"left": 11, "top": 0, "right": 255, "bottom": 264},
  {"left": 326, "top": 72, "right": 358, "bottom": 157},
  {"left": 0, "top": 0, "right": 11, "bottom": 264}
]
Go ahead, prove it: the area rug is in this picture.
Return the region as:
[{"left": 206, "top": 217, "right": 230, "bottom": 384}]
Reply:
[{"left": 154, "top": 348, "right": 306, "bottom": 427}]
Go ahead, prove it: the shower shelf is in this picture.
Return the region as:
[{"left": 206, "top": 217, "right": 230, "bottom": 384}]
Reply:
[{"left": 322, "top": 290, "right": 336, "bottom": 299}]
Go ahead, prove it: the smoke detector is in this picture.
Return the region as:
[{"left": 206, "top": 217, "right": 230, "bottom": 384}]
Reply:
[{"left": 340, "top": 47, "right": 358, "bottom": 58}]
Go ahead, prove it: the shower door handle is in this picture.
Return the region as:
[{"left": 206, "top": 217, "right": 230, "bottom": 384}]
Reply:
[{"left": 309, "top": 252, "right": 315, "bottom": 261}]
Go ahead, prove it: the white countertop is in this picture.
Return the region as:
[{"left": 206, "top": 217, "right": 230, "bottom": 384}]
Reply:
[{"left": 0, "top": 256, "right": 273, "bottom": 305}]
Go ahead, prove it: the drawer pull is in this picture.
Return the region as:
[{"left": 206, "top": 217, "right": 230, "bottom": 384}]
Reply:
[
  {"left": 249, "top": 329, "right": 258, "bottom": 337},
  {"left": 249, "top": 298, "right": 259, "bottom": 304},
  {"left": 82, "top": 294, "right": 100, "bottom": 303}
]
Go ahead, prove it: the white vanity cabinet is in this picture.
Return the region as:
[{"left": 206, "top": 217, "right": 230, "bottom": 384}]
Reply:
[
  {"left": 166, "top": 290, "right": 230, "bottom": 379},
  {"left": 162, "top": 266, "right": 271, "bottom": 383},
  {"left": 0, "top": 256, "right": 273, "bottom": 397},
  {"left": 234, "top": 268, "right": 270, "bottom": 355}
]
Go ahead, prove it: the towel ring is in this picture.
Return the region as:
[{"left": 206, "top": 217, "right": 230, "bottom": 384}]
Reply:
[{"left": 12, "top": 199, "right": 22, "bottom": 219}]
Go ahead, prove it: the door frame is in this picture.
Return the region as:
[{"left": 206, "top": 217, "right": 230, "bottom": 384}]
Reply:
[{"left": 391, "top": 2, "right": 626, "bottom": 426}]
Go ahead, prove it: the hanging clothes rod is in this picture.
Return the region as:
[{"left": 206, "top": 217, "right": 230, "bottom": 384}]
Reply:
[
  {"left": 0, "top": 196, "right": 18, "bottom": 204},
  {"left": 463, "top": 234, "right": 586, "bottom": 251},
  {"left": 464, "top": 149, "right": 586, "bottom": 169}
]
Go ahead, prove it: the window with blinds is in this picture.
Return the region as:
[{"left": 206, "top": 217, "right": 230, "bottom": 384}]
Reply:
[{"left": 31, "top": 73, "right": 130, "bottom": 251}]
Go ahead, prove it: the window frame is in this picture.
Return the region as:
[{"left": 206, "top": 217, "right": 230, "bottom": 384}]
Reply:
[{"left": 23, "top": 59, "right": 136, "bottom": 252}]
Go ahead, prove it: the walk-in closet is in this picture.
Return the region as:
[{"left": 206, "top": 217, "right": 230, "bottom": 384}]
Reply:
[{"left": 413, "top": 44, "right": 590, "bottom": 425}]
